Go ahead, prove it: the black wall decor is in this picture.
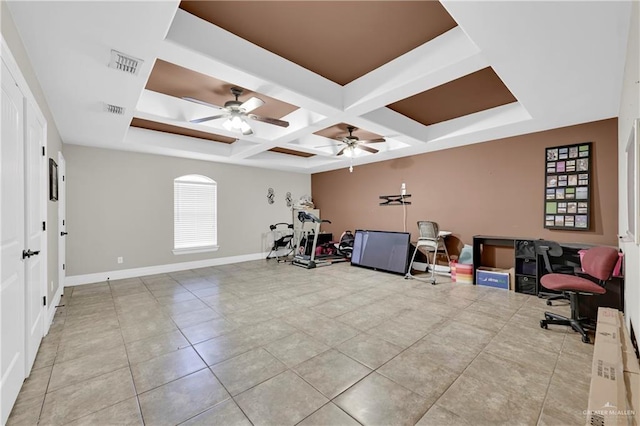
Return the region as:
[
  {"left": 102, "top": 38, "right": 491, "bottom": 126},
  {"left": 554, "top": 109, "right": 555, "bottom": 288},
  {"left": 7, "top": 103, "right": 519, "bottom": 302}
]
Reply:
[
  {"left": 49, "top": 158, "right": 58, "bottom": 202},
  {"left": 544, "top": 142, "right": 592, "bottom": 230}
]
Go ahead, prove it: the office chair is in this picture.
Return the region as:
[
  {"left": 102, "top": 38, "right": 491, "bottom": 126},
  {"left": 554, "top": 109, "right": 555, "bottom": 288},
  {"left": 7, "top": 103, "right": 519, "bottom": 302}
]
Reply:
[
  {"left": 534, "top": 240, "right": 575, "bottom": 306},
  {"left": 266, "top": 223, "right": 294, "bottom": 262},
  {"left": 539, "top": 245, "right": 619, "bottom": 343},
  {"left": 406, "top": 221, "right": 449, "bottom": 284}
]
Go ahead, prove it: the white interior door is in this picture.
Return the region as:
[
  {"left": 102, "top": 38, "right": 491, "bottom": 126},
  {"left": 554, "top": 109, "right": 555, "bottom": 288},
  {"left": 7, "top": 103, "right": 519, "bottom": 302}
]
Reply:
[
  {"left": 1, "top": 60, "right": 26, "bottom": 425},
  {"left": 24, "top": 100, "right": 46, "bottom": 371},
  {"left": 58, "top": 153, "right": 66, "bottom": 299}
]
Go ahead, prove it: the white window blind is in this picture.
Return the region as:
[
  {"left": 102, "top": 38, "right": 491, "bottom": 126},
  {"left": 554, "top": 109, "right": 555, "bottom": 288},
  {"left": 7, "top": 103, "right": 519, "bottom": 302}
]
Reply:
[{"left": 174, "top": 175, "right": 217, "bottom": 252}]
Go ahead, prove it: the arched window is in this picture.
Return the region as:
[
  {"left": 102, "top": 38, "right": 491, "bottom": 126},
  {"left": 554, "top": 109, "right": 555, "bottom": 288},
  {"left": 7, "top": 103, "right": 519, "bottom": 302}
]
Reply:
[{"left": 173, "top": 174, "right": 218, "bottom": 254}]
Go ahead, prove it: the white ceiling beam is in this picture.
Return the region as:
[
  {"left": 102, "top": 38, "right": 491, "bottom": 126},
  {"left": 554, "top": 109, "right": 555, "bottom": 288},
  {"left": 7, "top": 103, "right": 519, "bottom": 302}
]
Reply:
[
  {"left": 343, "top": 27, "right": 487, "bottom": 116},
  {"left": 441, "top": 0, "right": 631, "bottom": 121},
  {"left": 165, "top": 9, "right": 344, "bottom": 117},
  {"left": 125, "top": 126, "right": 233, "bottom": 157}
]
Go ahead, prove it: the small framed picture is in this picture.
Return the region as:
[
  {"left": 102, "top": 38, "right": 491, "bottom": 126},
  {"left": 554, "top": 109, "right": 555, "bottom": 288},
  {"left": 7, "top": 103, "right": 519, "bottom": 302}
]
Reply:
[{"left": 49, "top": 158, "right": 58, "bottom": 202}]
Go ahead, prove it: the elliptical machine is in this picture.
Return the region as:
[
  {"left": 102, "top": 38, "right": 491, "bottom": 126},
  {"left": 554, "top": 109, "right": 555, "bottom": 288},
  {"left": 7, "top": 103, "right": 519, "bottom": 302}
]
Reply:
[{"left": 292, "top": 211, "right": 332, "bottom": 269}]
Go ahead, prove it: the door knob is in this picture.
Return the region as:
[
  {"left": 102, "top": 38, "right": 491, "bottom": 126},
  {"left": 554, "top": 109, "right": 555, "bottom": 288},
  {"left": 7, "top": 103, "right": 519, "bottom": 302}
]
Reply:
[
  {"left": 61, "top": 231, "right": 68, "bottom": 236},
  {"left": 22, "top": 249, "right": 41, "bottom": 259}
]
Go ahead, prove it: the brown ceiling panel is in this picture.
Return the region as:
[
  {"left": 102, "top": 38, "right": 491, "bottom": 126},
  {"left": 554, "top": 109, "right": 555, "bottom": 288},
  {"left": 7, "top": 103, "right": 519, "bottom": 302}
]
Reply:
[
  {"left": 146, "top": 59, "right": 299, "bottom": 119},
  {"left": 315, "top": 123, "right": 383, "bottom": 141},
  {"left": 179, "top": 1, "right": 458, "bottom": 85},
  {"left": 269, "top": 147, "right": 315, "bottom": 158},
  {"left": 387, "top": 67, "right": 517, "bottom": 126},
  {"left": 130, "top": 117, "right": 237, "bottom": 144}
]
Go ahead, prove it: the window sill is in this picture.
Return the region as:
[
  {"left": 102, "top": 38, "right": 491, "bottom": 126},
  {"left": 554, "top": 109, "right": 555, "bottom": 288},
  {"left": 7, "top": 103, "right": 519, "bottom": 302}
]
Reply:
[{"left": 172, "top": 246, "right": 219, "bottom": 255}]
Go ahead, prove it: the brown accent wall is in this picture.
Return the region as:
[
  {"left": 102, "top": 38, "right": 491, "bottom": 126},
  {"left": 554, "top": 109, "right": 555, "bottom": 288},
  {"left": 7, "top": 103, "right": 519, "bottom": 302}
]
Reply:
[{"left": 312, "top": 119, "right": 618, "bottom": 266}]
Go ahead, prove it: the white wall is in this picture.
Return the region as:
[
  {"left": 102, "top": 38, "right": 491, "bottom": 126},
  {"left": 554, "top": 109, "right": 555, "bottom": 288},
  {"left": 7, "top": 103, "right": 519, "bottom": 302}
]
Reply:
[
  {"left": 64, "top": 145, "right": 311, "bottom": 280},
  {"left": 618, "top": 1, "right": 640, "bottom": 336},
  {"left": 2, "top": 3, "right": 64, "bottom": 305}
]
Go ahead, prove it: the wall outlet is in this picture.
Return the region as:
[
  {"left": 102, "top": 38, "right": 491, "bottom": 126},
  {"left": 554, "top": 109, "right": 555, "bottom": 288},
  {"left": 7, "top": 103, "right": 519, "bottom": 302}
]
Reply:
[
  {"left": 401, "top": 182, "right": 407, "bottom": 196},
  {"left": 117, "top": 257, "right": 123, "bottom": 264}
]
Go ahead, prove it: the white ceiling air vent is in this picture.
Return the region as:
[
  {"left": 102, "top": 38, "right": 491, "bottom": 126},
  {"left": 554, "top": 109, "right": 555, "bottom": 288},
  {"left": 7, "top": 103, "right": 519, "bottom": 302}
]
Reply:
[
  {"left": 108, "top": 49, "right": 143, "bottom": 75},
  {"left": 104, "top": 103, "right": 125, "bottom": 115}
]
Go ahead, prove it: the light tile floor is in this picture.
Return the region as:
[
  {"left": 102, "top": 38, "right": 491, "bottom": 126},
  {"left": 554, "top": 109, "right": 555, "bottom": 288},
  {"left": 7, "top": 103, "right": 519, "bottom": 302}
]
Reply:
[{"left": 7, "top": 260, "right": 594, "bottom": 425}]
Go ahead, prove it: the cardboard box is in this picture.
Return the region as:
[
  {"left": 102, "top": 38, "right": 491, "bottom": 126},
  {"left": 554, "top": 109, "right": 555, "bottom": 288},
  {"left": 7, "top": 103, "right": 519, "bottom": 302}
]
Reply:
[
  {"left": 599, "top": 307, "right": 622, "bottom": 327},
  {"left": 588, "top": 308, "right": 633, "bottom": 426},
  {"left": 624, "top": 372, "right": 640, "bottom": 426},
  {"left": 587, "top": 341, "right": 626, "bottom": 425},
  {"left": 476, "top": 267, "right": 509, "bottom": 290},
  {"left": 475, "top": 267, "right": 515, "bottom": 290},
  {"left": 623, "top": 351, "right": 640, "bottom": 375},
  {"left": 619, "top": 312, "right": 640, "bottom": 376},
  {"left": 596, "top": 322, "right": 622, "bottom": 345}
]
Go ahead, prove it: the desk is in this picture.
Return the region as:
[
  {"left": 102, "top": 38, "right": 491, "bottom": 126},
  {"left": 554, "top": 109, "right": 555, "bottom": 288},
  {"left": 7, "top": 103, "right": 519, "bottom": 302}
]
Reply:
[
  {"left": 472, "top": 235, "right": 520, "bottom": 281},
  {"left": 472, "top": 235, "right": 624, "bottom": 318}
]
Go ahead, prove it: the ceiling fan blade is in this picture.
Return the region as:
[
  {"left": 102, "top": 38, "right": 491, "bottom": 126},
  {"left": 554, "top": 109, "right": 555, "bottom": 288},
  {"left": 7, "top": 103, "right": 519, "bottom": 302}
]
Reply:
[
  {"left": 360, "top": 138, "right": 386, "bottom": 144},
  {"left": 359, "top": 145, "right": 379, "bottom": 154},
  {"left": 314, "top": 143, "right": 341, "bottom": 149},
  {"left": 240, "top": 96, "right": 265, "bottom": 113},
  {"left": 336, "top": 147, "right": 348, "bottom": 156},
  {"left": 190, "top": 113, "right": 229, "bottom": 124},
  {"left": 182, "top": 97, "right": 223, "bottom": 110},
  {"left": 247, "top": 114, "right": 289, "bottom": 128}
]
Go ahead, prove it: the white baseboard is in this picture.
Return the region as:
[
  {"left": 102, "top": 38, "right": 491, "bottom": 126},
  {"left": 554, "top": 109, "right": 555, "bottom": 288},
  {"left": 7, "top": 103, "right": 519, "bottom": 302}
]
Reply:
[
  {"left": 65, "top": 252, "right": 269, "bottom": 287},
  {"left": 45, "top": 283, "right": 64, "bottom": 334}
]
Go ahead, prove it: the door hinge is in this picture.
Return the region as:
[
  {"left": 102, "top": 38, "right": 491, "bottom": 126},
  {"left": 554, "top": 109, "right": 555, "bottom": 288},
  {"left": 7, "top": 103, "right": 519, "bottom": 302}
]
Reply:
[
  {"left": 63, "top": 175, "right": 65, "bottom": 182},
  {"left": 43, "top": 296, "right": 47, "bottom": 306},
  {"left": 63, "top": 219, "right": 65, "bottom": 226},
  {"left": 42, "top": 146, "right": 45, "bottom": 156},
  {"left": 42, "top": 221, "right": 46, "bottom": 231},
  {"left": 63, "top": 263, "right": 65, "bottom": 271}
]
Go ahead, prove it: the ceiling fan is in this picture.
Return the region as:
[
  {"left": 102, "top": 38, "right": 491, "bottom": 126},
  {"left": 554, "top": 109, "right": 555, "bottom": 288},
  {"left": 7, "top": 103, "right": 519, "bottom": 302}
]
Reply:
[
  {"left": 331, "top": 126, "right": 386, "bottom": 156},
  {"left": 183, "top": 87, "right": 289, "bottom": 136}
]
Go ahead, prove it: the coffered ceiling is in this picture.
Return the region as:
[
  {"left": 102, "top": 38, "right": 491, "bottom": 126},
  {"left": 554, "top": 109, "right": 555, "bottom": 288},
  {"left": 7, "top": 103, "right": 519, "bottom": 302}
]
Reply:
[{"left": 6, "top": 1, "right": 631, "bottom": 174}]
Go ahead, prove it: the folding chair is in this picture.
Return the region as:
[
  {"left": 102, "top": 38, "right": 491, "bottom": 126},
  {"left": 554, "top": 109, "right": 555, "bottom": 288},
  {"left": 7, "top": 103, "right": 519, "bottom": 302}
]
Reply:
[{"left": 405, "top": 221, "right": 450, "bottom": 284}]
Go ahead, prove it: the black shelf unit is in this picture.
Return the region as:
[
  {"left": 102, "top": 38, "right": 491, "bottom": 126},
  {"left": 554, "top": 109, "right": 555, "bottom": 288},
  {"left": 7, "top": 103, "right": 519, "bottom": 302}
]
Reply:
[{"left": 514, "top": 239, "right": 538, "bottom": 295}]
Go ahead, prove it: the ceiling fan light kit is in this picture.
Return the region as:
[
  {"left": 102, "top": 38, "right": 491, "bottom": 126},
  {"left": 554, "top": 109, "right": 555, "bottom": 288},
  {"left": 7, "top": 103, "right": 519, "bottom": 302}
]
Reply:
[
  {"left": 343, "top": 146, "right": 357, "bottom": 158},
  {"left": 223, "top": 112, "right": 252, "bottom": 135},
  {"left": 321, "top": 125, "right": 386, "bottom": 172},
  {"left": 185, "top": 87, "right": 289, "bottom": 136}
]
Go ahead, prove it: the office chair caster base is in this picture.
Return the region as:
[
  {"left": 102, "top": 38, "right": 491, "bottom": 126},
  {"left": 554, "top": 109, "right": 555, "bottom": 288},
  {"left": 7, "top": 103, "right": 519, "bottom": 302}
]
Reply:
[
  {"left": 540, "top": 320, "right": 548, "bottom": 329},
  {"left": 546, "top": 300, "right": 553, "bottom": 306},
  {"left": 581, "top": 335, "right": 590, "bottom": 344}
]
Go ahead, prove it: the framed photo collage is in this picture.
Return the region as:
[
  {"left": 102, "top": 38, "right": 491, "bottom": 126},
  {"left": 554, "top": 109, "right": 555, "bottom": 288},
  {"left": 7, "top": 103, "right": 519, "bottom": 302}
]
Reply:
[{"left": 544, "top": 142, "right": 592, "bottom": 230}]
